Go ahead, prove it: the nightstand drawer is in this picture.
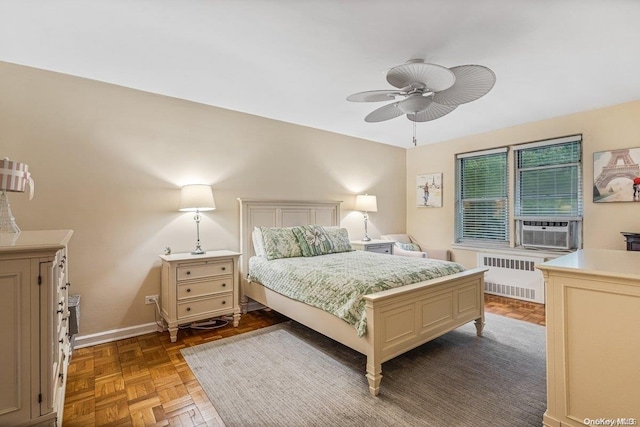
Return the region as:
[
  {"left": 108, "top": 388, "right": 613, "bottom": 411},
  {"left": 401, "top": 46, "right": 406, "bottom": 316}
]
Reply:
[
  {"left": 177, "top": 278, "right": 232, "bottom": 300},
  {"left": 366, "top": 244, "right": 393, "bottom": 254},
  {"left": 177, "top": 294, "right": 233, "bottom": 319},
  {"left": 350, "top": 239, "right": 395, "bottom": 255},
  {"left": 176, "top": 261, "right": 233, "bottom": 281}
]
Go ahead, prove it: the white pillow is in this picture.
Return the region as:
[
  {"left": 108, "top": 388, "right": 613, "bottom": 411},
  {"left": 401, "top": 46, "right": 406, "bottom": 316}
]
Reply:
[{"left": 252, "top": 227, "right": 266, "bottom": 257}]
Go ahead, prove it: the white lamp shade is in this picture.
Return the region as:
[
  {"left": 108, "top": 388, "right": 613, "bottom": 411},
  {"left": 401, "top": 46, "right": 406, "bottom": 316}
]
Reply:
[
  {"left": 179, "top": 184, "right": 216, "bottom": 212},
  {"left": 355, "top": 194, "right": 377, "bottom": 212}
]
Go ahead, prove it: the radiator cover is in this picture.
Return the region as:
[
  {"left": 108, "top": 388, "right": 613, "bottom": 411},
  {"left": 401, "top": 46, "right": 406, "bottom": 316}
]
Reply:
[{"left": 477, "top": 253, "right": 545, "bottom": 304}]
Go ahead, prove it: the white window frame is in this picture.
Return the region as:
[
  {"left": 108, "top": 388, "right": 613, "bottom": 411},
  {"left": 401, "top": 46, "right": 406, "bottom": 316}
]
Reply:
[
  {"left": 513, "top": 135, "right": 583, "bottom": 220},
  {"left": 513, "top": 135, "right": 583, "bottom": 249},
  {"left": 455, "top": 147, "right": 509, "bottom": 246}
]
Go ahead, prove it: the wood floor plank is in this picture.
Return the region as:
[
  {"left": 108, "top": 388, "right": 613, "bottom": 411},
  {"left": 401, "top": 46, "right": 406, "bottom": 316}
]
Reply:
[{"left": 64, "top": 300, "right": 540, "bottom": 426}]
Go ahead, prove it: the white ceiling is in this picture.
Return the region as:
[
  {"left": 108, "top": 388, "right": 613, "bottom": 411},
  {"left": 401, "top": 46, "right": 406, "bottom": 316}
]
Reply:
[{"left": 2, "top": 0, "right": 640, "bottom": 148}]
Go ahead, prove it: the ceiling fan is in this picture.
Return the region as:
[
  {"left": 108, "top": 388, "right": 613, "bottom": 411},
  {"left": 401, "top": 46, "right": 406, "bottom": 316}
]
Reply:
[{"left": 347, "top": 59, "right": 496, "bottom": 145}]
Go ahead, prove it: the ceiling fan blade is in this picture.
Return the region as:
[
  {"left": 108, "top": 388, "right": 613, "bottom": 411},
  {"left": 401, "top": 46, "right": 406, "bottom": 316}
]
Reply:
[
  {"left": 387, "top": 60, "right": 455, "bottom": 91},
  {"left": 347, "top": 90, "right": 402, "bottom": 102},
  {"left": 432, "top": 65, "right": 496, "bottom": 105},
  {"left": 407, "top": 103, "right": 457, "bottom": 122},
  {"left": 364, "top": 102, "right": 405, "bottom": 122}
]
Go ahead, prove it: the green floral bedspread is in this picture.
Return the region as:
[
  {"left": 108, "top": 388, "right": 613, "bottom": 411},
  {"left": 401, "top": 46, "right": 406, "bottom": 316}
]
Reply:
[{"left": 248, "top": 251, "right": 465, "bottom": 337}]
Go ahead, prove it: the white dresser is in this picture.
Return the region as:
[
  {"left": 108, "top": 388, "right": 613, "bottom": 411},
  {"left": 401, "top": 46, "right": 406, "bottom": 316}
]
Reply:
[
  {"left": 160, "top": 250, "right": 241, "bottom": 342},
  {"left": 0, "top": 230, "right": 73, "bottom": 427},
  {"left": 537, "top": 249, "right": 640, "bottom": 426}
]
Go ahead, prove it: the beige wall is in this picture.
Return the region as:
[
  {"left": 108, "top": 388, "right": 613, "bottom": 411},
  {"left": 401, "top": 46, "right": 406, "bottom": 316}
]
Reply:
[
  {"left": 0, "top": 61, "right": 407, "bottom": 336},
  {"left": 406, "top": 100, "right": 640, "bottom": 267}
]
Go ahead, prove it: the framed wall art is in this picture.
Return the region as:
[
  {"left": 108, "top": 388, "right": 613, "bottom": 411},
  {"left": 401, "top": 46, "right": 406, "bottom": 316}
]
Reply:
[
  {"left": 416, "top": 173, "right": 442, "bottom": 208},
  {"left": 593, "top": 147, "right": 640, "bottom": 203}
]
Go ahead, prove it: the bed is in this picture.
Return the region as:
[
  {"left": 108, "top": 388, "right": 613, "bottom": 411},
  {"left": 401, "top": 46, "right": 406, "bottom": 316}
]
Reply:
[{"left": 238, "top": 199, "right": 487, "bottom": 396}]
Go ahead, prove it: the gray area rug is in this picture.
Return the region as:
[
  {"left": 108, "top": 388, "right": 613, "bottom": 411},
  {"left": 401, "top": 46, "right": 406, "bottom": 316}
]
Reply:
[{"left": 181, "top": 313, "right": 545, "bottom": 427}]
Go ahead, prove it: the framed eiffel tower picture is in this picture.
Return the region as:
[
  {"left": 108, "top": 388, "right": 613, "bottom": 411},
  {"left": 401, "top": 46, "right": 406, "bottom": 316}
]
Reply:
[{"left": 593, "top": 147, "right": 640, "bottom": 202}]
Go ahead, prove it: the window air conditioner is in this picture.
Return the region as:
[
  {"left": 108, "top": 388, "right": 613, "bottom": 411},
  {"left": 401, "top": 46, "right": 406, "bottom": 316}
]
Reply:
[{"left": 521, "top": 221, "right": 571, "bottom": 250}]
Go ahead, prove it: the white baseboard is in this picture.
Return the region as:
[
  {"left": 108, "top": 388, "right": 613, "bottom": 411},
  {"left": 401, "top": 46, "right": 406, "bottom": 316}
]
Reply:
[{"left": 74, "top": 322, "right": 160, "bottom": 349}]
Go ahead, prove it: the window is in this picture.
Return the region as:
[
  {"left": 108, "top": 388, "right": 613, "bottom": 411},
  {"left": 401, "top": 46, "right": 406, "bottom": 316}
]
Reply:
[
  {"left": 455, "top": 148, "right": 508, "bottom": 244},
  {"left": 454, "top": 135, "right": 583, "bottom": 248},
  {"left": 514, "top": 136, "right": 582, "bottom": 219}
]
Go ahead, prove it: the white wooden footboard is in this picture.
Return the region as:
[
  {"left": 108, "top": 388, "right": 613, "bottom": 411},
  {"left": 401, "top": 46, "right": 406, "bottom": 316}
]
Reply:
[{"left": 363, "top": 267, "right": 486, "bottom": 395}]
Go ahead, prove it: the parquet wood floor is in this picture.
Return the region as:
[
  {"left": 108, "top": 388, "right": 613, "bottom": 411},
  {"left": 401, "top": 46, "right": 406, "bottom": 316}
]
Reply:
[
  {"left": 484, "top": 294, "right": 546, "bottom": 326},
  {"left": 64, "top": 296, "right": 544, "bottom": 426}
]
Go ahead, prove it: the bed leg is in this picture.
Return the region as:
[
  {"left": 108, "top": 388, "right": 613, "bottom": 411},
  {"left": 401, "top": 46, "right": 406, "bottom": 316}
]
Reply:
[
  {"left": 475, "top": 317, "right": 485, "bottom": 337},
  {"left": 240, "top": 294, "right": 248, "bottom": 314},
  {"left": 365, "top": 361, "right": 382, "bottom": 396}
]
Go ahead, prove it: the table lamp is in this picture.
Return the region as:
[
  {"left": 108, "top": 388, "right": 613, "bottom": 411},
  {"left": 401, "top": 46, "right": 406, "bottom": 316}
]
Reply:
[
  {"left": 179, "top": 184, "right": 216, "bottom": 254},
  {"left": 0, "top": 157, "right": 35, "bottom": 233},
  {"left": 355, "top": 194, "right": 377, "bottom": 241}
]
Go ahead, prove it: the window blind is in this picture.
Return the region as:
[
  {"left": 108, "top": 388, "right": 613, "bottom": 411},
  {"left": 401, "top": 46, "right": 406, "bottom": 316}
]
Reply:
[
  {"left": 455, "top": 148, "right": 509, "bottom": 242},
  {"left": 515, "top": 136, "right": 582, "bottom": 218}
]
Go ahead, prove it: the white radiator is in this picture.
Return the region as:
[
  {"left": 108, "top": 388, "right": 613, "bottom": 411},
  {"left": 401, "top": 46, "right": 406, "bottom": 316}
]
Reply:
[{"left": 477, "top": 253, "right": 545, "bottom": 304}]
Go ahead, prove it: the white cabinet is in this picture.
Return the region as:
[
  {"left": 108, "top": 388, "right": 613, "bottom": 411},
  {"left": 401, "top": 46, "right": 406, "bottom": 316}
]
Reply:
[
  {"left": 160, "top": 250, "right": 241, "bottom": 343},
  {"left": 537, "top": 249, "right": 640, "bottom": 426},
  {"left": 0, "top": 230, "right": 73, "bottom": 427}
]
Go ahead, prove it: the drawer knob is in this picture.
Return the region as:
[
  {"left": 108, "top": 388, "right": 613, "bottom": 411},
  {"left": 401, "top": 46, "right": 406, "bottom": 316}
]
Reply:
[
  {"left": 67, "top": 282, "right": 71, "bottom": 287},
  {"left": 186, "top": 271, "right": 191, "bottom": 275},
  {"left": 222, "top": 283, "right": 226, "bottom": 287},
  {"left": 59, "top": 339, "right": 64, "bottom": 344},
  {"left": 186, "top": 307, "right": 191, "bottom": 312},
  {"left": 221, "top": 267, "right": 226, "bottom": 271},
  {"left": 222, "top": 300, "right": 226, "bottom": 305},
  {"left": 57, "top": 309, "right": 64, "bottom": 314},
  {"left": 186, "top": 288, "right": 191, "bottom": 293}
]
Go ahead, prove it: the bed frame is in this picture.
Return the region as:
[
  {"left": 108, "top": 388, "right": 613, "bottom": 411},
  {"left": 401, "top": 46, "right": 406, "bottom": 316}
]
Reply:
[{"left": 238, "top": 199, "right": 487, "bottom": 396}]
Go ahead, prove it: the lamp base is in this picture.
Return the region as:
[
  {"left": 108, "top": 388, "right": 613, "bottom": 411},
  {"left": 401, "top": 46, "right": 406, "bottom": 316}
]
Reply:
[
  {"left": 190, "top": 211, "right": 206, "bottom": 255},
  {"left": 0, "top": 191, "right": 20, "bottom": 234},
  {"left": 362, "top": 236, "right": 372, "bottom": 241}
]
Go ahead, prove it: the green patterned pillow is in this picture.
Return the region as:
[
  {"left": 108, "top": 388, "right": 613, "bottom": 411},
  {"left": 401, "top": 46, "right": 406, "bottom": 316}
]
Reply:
[
  {"left": 397, "top": 242, "right": 422, "bottom": 251},
  {"left": 292, "top": 225, "right": 335, "bottom": 256},
  {"left": 260, "top": 227, "right": 303, "bottom": 260},
  {"left": 322, "top": 226, "right": 354, "bottom": 253}
]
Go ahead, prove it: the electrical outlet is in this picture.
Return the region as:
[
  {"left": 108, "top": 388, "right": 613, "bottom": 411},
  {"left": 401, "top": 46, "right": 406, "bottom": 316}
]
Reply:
[{"left": 145, "top": 295, "right": 158, "bottom": 305}]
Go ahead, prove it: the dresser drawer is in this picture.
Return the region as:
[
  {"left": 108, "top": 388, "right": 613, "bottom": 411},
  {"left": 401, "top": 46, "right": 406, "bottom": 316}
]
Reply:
[
  {"left": 366, "top": 244, "right": 393, "bottom": 254},
  {"left": 177, "top": 294, "right": 233, "bottom": 319},
  {"left": 177, "top": 277, "right": 232, "bottom": 300},
  {"left": 176, "top": 261, "right": 233, "bottom": 281}
]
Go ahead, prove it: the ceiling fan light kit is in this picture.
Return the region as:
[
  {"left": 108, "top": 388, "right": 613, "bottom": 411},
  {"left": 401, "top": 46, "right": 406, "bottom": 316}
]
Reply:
[{"left": 347, "top": 59, "right": 496, "bottom": 145}]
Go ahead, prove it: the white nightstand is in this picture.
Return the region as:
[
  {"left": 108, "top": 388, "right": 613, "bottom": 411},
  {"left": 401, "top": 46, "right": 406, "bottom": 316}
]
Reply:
[
  {"left": 350, "top": 239, "right": 395, "bottom": 255},
  {"left": 159, "top": 250, "right": 241, "bottom": 342}
]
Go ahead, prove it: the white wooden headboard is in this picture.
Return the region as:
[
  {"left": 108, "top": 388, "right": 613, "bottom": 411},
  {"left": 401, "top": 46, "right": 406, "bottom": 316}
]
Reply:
[{"left": 237, "top": 199, "right": 341, "bottom": 280}]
